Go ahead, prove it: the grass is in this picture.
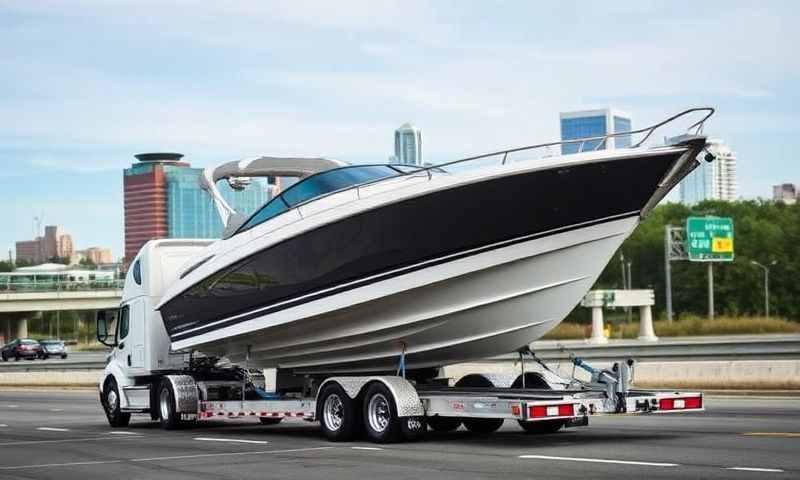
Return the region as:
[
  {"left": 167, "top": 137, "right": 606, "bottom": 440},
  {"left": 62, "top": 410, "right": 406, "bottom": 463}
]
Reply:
[{"left": 542, "top": 315, "right": 800, "bottom": 340}]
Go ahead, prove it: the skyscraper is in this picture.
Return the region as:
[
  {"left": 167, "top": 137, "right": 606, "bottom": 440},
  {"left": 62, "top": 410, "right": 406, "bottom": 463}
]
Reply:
[
  {"left": 124, "top": 153, "right": 269, "bottom": 263},
  {"left": 393, "top": 123, "right": 423, "bottom": 166},
  {"left": 679, "top": 139, "right": 738, "bottom": 205},
  {"left": 15, "top": 225, "right": 75, "bottom": 264},
  {"left": 559, "top": 108, "right": 632, "bottom": 155}
]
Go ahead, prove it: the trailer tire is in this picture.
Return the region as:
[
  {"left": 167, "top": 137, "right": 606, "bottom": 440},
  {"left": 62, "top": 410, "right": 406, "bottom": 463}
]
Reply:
[
  {"left": 258, "top": 417, "right": 283, "bottom": 425},
  {"left": 518, "top": 419, "right": 565, "bottom": 434},
  {"left": 463, "top": 417, "right": 504, "bottom": 434},
  {"left": 362, "top": 383, "right": 403, "bottom": 443},
  {"left": 427, "top": 416, "right": 462, "bottom": 432},
  {"left": 318, "top": 383, "right": 360, "bottom": 442},
  {"left": 158, "top": 380, "right": 189, "bottom": 430},
  {"left": 102, "top": 378, "right": 131, "bottom": 428}
]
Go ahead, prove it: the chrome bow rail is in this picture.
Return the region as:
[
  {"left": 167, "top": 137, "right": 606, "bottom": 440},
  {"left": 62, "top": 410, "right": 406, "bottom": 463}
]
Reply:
[{"left": 408, "top": 107, "right": 715, "bottom": 178}]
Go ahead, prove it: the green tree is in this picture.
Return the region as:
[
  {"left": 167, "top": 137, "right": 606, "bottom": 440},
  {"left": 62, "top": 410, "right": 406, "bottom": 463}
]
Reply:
[{"left": 567, "top": 200, "right": 800, "bottom": 321}]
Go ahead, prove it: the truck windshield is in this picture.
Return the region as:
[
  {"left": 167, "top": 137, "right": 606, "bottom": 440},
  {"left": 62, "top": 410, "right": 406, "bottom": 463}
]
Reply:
[{"left": 237, "top": 165, "right": 400, "bottom": 234}]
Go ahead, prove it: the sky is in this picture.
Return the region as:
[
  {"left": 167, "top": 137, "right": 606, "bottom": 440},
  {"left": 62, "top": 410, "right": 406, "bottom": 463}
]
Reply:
[{"left": 1, "top": 1, "right": 798, "bottom": 261}]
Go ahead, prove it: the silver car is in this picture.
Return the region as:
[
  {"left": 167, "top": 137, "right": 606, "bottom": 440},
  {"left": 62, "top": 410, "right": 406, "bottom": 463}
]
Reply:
[{"left": 37, "top": 339, "right": 68, "bottom": 359}]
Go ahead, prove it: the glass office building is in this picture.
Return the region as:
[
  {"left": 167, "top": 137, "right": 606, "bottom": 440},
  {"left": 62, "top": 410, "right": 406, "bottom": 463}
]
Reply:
[
  {"left": 124, "top": 153, "right": 270, "bottom": 262},
  {"left": 560, "top": 109, "right": 632, "bottom": 155},
  {"left": 679, "top": 139, "right": 738, "bottom": 205},
  {"left": 393, "top": 123, "right": 423, "bottom": 166},
  {"left": 165, "top": 166, "right": 269, "bottom": 239}
]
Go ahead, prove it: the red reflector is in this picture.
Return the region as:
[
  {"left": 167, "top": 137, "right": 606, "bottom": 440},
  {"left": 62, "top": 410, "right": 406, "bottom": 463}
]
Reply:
[
  {"left": 558, "top": 404, "right": 574, "bottom": 417},
  {"left": 511, "top": 405, "right": 521, "bottom": 416},
  {"left": 659, "top": 398, "right": 675, "bottom": 410},
  {"left": 684, "top": 397, "right": 702, "bottom": 409},
  {"left": 530, "top": 406, "right": 547, "bottom": 418}
]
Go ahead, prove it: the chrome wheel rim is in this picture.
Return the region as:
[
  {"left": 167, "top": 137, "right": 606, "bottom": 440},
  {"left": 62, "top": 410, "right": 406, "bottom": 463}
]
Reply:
[
  {"left": 367, "top": 393, "right": 390, "bottom": 433},
  {"left": 323, "top": 393, "right": 344, "bottom": 431},
  {"left": 106, "top": 389, "right": 118, "bottom": 413},
  {"left": 159, "top": 388, "right": 171, "bottom": 420}
]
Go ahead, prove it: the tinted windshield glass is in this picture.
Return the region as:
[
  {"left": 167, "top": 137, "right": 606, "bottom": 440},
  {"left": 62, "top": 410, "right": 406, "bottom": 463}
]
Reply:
[
  {"left": 237, "top": 165, "right": 398, "bottom": 234},
  {"left": 20, "top": 339, "right": 38, "bottom": 345}
]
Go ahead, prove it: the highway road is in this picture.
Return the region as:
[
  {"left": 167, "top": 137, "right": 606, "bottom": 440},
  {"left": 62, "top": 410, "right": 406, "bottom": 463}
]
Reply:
[{"left": 0, "top": 391, "right": 797, "bottom": 479}]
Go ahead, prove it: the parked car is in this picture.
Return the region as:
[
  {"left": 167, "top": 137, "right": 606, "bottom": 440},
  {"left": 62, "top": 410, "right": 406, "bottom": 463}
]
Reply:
[
  {"left": 37, "top": 339, "right": 68, "bottom": 359},
  {"left": 1, "top": 339, "right": 43, "bottom": 361}
]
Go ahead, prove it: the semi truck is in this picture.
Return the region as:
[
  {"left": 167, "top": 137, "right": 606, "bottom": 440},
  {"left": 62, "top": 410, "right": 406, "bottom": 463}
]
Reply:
[{"left": 96, "top": 239, "right": 703, "bottom": 443}]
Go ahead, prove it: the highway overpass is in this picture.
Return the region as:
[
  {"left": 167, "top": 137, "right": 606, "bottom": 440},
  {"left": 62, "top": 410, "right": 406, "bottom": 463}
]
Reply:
[{"left": 0, "top": 288, "right": 122, "bottom": 343}]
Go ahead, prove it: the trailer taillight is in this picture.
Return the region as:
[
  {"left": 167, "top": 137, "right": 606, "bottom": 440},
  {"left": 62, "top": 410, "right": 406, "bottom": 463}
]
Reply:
[
  {"left": 529, "top": 403, "right": 574, "bottom": 418},
  {"left": 659, "top": 396, "right": 702, "bottom": 410}
]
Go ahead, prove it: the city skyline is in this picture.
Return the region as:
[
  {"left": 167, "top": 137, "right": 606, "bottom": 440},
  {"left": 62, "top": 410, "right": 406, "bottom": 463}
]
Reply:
[{"left": 1, "top": 1, "right": 798, "bottom": 258}]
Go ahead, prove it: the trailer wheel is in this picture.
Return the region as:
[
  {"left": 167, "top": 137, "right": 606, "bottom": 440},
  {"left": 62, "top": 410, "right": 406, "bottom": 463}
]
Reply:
[
  {"left": 427, "top": 416, "right": 462, "bottom": 432},
  {"left": 318, "top": 383, "right": 360, "bottom": 442},
  {"left": 362, "top": 383, "right": 403, "bottom": 443},
  {"left": 519, "top": 419, "right": 565, "bottom": 434},
  {"left": 258, "top": 417, "right": 283, "bottom": 425},
  {"left": 102, "top": 378, "right": 131, "bottom": 428},
  {"left": 463, "top": 417, "right": 504, "bottom": 434},
  {"left": 158, "top": 380, "right": 190, "bottom": 430}
]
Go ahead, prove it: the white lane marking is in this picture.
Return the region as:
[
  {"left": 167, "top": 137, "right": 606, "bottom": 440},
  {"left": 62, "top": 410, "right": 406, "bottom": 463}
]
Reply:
[
  {"left": 0, "top": 424, "right": 7, "bottom": 427},
  {"left": 0, "top": 446, "right": 335, "bottom": 471},
  {"left": 0, "top": 436, "right": 142, "bottom": 447},
  {"left": 726, "top": 467, "right": 785, "bottom": 473},
  {"left": 6, "top": 405, "right": 18, "bottom": 408},
  {"left": 131, "top": 446, "right": 335, "bottom": 462},
  {"left": 519, "top": 455, "right": 679, "bottom": 467},
  {"left": 107, "top": 431, "right": 141, "bottom": 435},
  {"left": 49, "top": 409, "right": 63, "bottom": 412},
  {"left": 36, "top": 427, "right": 70, "bottom": 432},
  {"left": 194, "top": 437, "right": 269, "bottom": 445},
  {"left": 0, "top": 460, "right": 123, "bottom": 471},
  {"left": 351, "top": 446, "right": 384, "bottom": 451}
]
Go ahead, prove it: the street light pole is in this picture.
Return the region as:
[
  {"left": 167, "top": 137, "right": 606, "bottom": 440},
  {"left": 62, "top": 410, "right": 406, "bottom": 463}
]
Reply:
[{"left": 751, "top": 260, "right": 777, "bottom": 319}]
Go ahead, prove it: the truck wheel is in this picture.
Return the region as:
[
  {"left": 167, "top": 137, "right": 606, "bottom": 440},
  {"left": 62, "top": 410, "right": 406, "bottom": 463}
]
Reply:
[
  {"left": 258, "top": 417, "right": 283, "bottom": 425},
  {"left": 158, "top": 380, "right": 189, "bottom": 430},
  {"left": 463, "top": 418, "right": 504, "bottom": 434},
  {"left": 318, "top": 383, "right": 360, "bottom": 442},
  {"left": 518, "top": 419, "right": 565, "bottom": 434},
  {"left": 427, "top": 416, "right": 462, "bottom": 432},
  {"left": 362, "top": 383, "right": 402, "bottom": 443},
  {"left": 102, "top": 378, "right": 131, "bottom": 428}
]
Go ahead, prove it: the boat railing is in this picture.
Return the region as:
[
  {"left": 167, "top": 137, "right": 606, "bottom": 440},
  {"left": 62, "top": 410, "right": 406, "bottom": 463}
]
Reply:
[
  {"left": 245, "top": 108, "right": 713, "bottom": 228},
  {"left": 420, "top": 106, "right": 713, "bottom": 176}
]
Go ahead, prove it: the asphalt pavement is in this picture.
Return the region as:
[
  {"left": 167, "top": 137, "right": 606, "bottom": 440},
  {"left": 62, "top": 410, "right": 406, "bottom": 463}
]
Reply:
[{"left": 0, "top": 390, "right": 797, "bottom": 479}]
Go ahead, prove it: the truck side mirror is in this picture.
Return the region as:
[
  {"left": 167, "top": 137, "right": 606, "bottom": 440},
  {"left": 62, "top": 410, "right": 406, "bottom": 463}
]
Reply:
[{"left": 96, "top": 310, "right": 116, "bottom": 347}]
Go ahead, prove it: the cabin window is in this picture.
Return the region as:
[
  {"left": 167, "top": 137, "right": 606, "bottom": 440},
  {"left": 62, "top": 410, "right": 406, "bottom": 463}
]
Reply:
[
  {"left": 236, "top": 165, "right": 400, "bottom": 234},
  {"left": 133, "top": 260, "right": 142, "bottom": 285}
]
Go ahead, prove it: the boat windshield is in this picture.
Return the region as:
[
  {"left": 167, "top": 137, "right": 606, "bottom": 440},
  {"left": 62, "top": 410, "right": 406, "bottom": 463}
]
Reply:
[{"left": 237, "top": 165, "right": 400, "bottom": 234}]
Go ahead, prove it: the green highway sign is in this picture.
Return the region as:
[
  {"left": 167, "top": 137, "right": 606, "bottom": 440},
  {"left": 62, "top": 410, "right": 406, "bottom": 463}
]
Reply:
[{"left": 686, "top": 216, "right": 734, "bottom": 262}]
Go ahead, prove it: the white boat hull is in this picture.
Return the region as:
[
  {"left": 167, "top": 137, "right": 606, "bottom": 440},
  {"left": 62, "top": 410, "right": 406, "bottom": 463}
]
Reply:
[{"left": 178, "top": 215, "right": 638, "bottom": 372}]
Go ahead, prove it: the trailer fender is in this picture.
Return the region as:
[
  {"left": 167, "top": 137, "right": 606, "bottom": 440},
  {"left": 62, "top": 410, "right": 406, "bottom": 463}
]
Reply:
[
  {"left": 317, "top": 376, "right": 424, "bottom": 417},
  {"left": 456, "top": 373, "right": 516, "bottom": 388},
  {"left": 162, "top": 375, "right": 198, "bottom": 414}
]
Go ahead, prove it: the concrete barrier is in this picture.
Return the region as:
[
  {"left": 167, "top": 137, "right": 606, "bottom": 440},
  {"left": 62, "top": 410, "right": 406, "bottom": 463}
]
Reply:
[
  {"left": 443, "top": 360, "right": 800, "bottom": 390},
  {"left": 0, "top": 370, "right": 103, "bottom": 388}
]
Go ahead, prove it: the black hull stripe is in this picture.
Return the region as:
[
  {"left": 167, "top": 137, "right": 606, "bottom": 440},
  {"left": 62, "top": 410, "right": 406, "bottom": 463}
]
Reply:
[{"left": 171, "top": 211, "right": 638, "bottom": 343}]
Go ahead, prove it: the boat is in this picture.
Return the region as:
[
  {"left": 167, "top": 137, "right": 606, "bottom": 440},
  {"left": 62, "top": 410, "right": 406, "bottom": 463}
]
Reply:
[{"left": 156, "top": 108, "right": 715, "bottom": 374}]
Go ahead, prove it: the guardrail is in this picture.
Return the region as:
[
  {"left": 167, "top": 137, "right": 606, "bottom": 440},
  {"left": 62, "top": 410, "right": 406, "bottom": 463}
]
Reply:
[{"left": 0, "top": 280, "right": 125, "bottom": 293}]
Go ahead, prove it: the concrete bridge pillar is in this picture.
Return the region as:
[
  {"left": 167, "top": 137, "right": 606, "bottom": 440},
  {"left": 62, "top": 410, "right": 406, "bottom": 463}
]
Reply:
[
  {"left": 589, "top": 307, "right": 608, "bottom": 344},
  {"left": 16, "top": 316, "right": 28, "bottom": 339},
  {"left": 637, "top": 305, "right": 658, "bottom": 342}
]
